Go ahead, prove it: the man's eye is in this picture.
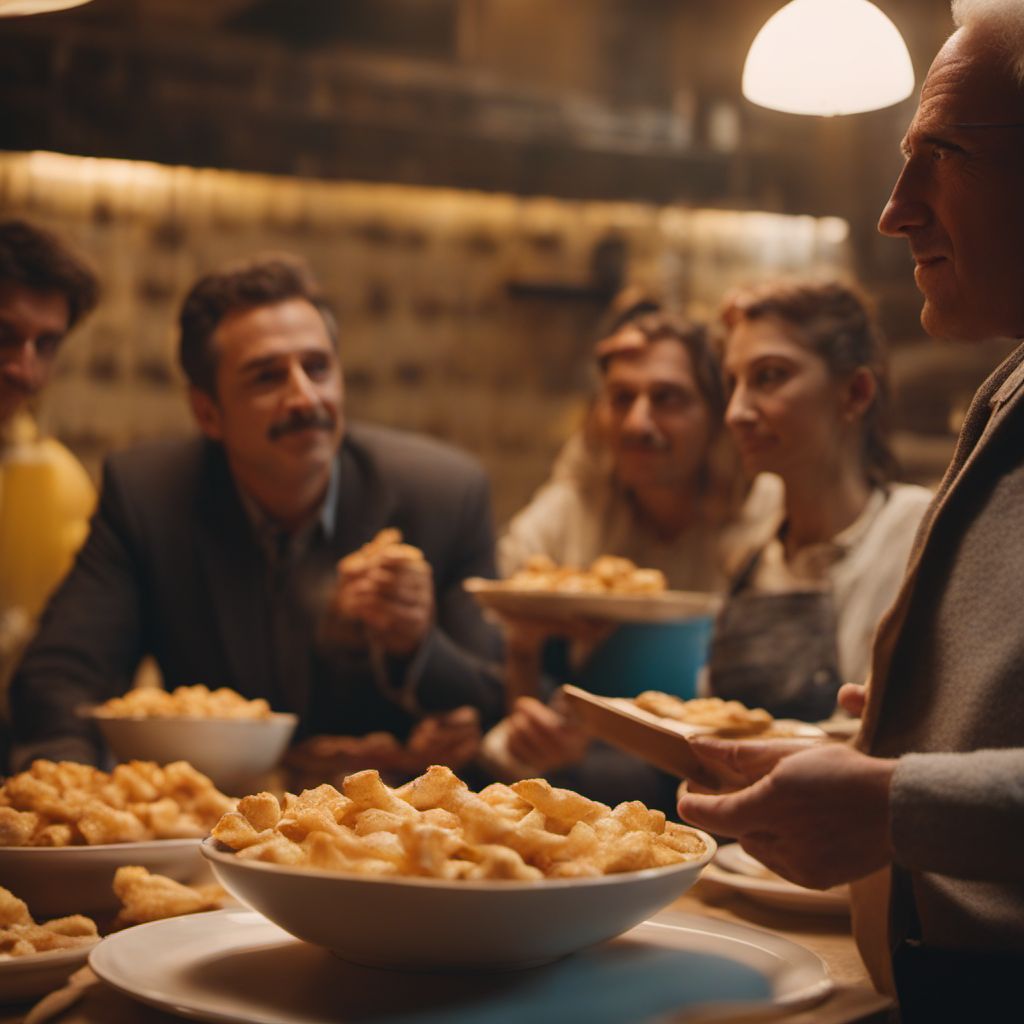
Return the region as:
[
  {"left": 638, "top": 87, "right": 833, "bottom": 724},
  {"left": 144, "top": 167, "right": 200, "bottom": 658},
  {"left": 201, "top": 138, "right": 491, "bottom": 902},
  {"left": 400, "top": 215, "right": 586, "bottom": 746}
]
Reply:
[
  {"left": 250, "top": 369, "right": 285, "bottom": 386},
  {"left": 35, "top": 336, "right": 62, "bottom": 359},
  {"left": 651, "top": 390, "right": 688, "bottom": 411},
  {"left": 929, "top": 141, "right": 966, "bottom": 162},
  {"left": 754, "top": 366, "right": 788, "bottom": 388},
  {"left": 303, "top": 358, "right": 330, "bottom": 380}
]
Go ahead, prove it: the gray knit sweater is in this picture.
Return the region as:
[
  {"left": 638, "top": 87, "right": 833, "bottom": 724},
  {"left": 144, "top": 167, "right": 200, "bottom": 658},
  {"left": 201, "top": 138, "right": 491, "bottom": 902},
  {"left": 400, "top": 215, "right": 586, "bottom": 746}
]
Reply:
[{"left": 862, "top": 341, "right": 1024, "bottom": 954}]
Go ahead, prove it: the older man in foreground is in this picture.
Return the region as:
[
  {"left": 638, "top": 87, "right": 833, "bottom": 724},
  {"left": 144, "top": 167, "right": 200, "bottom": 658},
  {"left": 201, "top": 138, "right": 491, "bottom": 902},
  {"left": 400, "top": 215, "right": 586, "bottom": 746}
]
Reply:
[{"left": 678, "top": 1, "right": 1024, "bottom": 1018}]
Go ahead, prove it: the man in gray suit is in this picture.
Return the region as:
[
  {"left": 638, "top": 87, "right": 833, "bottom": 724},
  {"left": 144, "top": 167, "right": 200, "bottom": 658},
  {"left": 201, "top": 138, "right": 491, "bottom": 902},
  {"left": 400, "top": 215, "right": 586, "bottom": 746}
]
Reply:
[
  {"left": 8, "top": 255, "right": 502, "bottom": 780},
  {"left": 677, "top": 1, "right": 1024, "bottom": 1018}
]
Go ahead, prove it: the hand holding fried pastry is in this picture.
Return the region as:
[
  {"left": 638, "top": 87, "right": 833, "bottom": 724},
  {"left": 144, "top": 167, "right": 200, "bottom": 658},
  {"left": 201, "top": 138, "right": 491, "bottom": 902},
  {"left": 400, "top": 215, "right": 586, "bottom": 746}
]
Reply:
[
  {"left": 282, "top": 708, "right": 481, "bottom": 788},
  {"left": 327, "top": 529, "right": 434, "bottom": 656},
  {"left": 678, "top": 741, "right": 894, "bottom": 890},
  {"left": 404, "top": 706, "right": 482, "bottom": 774},
  {"left": 504, "top": 696, "right": 590, "bottom": 774},
  {"left": 283, "top": 732, "right": 407, "bottom": 789}
]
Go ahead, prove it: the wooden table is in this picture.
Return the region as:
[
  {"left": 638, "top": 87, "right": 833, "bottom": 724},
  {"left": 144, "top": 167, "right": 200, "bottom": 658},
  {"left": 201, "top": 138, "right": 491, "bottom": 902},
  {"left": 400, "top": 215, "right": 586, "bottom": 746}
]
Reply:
[
  {"left": 2, "top": 878, "right": 892, "bottom": 1024},
  {"left": 676, "top": 878, "right": 893, "bottom": 1023}
]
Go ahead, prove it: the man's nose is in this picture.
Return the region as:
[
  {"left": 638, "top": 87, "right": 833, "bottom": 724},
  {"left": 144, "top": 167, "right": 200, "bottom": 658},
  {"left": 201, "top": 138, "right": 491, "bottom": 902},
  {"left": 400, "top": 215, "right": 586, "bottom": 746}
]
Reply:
[
  {"left": 282, "top": 362, "right": 318, "bottom": 406},
  {"left": 622, "top": 394, "right": 655, "bottom": 433},
  {"left": 878, "top": 162, "right": 929, "bottom": 238}
]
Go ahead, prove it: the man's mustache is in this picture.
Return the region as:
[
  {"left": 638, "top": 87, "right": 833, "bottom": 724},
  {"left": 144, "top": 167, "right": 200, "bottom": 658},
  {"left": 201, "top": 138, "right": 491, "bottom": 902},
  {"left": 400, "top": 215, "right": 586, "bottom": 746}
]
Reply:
[
  {"left": 267, "top": 409, "right": 335, "bottom": 440},
  {"left": 620, "top": 434, "right": 669, "bottom": 453},
  {"left": 0, "top": 373, "right": 38, "bottom": 397}
]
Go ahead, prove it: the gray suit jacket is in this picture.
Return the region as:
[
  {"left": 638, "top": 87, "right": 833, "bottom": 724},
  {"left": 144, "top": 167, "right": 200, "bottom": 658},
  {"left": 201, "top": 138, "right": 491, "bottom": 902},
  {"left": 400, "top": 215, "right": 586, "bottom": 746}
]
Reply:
[{"left": 9, "top": 423, "right": 503, "bottom": 770}]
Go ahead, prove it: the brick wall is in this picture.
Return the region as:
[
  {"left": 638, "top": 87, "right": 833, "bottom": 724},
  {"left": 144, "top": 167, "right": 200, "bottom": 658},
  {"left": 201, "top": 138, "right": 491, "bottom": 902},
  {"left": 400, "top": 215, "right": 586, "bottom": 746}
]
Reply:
[{"left": 0, "top": 150, "right": 849, "bottom": 524}]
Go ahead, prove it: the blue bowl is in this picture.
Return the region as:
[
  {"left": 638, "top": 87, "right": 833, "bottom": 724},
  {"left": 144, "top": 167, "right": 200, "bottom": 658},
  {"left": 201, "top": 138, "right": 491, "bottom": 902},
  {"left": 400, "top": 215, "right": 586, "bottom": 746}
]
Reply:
[{"left": 544, "top": 617, "right": 714, "bottom": 700}]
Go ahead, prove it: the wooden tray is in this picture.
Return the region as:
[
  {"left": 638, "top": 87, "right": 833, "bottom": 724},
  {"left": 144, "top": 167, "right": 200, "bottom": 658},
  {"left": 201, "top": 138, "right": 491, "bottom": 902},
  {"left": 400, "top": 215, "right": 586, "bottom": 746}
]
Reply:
[
  {"left": 558, "top": 685, "right": 718, "bottom": 786},
  {"left": 559, "top": 686, "right": 827, "bottom": 788}
]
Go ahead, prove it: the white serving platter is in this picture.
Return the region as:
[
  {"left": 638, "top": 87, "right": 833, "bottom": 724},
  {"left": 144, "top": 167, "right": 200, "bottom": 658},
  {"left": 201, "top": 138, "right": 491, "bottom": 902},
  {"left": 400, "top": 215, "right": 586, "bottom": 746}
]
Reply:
[{"left": 89, "top": 907, "right": 832, "bottom": 1024}]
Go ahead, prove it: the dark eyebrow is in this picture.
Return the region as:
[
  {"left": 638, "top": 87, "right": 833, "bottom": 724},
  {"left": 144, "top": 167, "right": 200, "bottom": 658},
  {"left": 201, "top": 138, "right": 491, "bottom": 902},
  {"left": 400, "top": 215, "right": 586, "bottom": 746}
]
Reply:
[
  {"left": 951, "top": 121, "right": 1024, "bottom": 129},
  {"left": 239, "top": 355, "right": 283, "bottom": 375},
  {"left": 900, "top": 131, "right": 966, "bottom": 157}
]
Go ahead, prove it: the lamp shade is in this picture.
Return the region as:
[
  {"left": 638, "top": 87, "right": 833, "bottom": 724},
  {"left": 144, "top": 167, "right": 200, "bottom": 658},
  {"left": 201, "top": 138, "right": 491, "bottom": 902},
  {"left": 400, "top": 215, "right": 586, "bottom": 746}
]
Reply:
[
  {"left": 742, "top": 0, "right": 914, "bottom": 116},
  {"left": 0, "top": 0, "right": 93, "bottom": 15}
]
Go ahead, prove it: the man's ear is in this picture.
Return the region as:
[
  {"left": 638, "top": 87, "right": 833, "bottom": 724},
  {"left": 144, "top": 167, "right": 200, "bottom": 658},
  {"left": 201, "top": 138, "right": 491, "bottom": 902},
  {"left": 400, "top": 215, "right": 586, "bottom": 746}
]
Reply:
[
  {"left": 843, "top": 367, "right": 877, "bottom": 422},
  {"left": 189, "top": 386, "right": 223, "bottom": 440}
]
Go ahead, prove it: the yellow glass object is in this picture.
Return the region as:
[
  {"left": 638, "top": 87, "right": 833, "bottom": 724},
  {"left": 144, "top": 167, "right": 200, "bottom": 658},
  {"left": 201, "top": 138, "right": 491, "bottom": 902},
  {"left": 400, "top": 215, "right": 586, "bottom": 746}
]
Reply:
[{"left": 0, "top": 419, "right": 95, "bottom": 619}]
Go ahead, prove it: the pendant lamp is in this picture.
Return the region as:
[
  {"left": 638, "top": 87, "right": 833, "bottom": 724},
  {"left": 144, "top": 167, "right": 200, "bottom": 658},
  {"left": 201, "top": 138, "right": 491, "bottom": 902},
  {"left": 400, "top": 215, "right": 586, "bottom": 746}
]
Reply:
[
  {"left": 742, "top": 0, "right": 914, "bottom": 116},
  {"left": 0, "top": 0, "right": 93, "bottom": 15}
]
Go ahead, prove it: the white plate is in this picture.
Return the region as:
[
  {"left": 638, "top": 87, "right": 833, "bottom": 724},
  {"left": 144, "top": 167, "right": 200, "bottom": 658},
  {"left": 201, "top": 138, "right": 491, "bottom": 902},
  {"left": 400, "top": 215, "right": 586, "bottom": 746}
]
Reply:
[
  {"left": 464, "top": 578, "right": 721, "bottom": 624},
  {"left": 705, "top": 845, "right": 850, "bottom": 915},
  {"left": 0, "top": 838, "right": 204, "bottom": 919},
  {"left": 90, "top": 908, "right": 832, "bottom": 1024},
  {"left": 0, "top": 941, "right": 97, "bottom": 1005}
]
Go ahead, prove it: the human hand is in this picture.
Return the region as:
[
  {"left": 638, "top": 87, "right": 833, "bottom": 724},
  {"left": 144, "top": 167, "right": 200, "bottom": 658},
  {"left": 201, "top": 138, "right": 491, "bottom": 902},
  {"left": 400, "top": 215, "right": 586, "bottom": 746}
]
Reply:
[
  {"left": 837, "top": 682, "right": 868, "bottom": 718},
  {"left": 678, "top": 742, "right": 896, "bottom": 889},
  {"left": 330, "top": 550, "right": 435, "bottom": 656},
  {"left": 282, "top": 731, "right": 407, "bottom": 789},
  {"left": 402, "top": 706, "right": 482, "bottom": 773},
  {"left": 504, "top": 696, "right": 590, "bottom": 773},
  {"left": 681, "top": 733, "right": 823, "bottom": 794}
]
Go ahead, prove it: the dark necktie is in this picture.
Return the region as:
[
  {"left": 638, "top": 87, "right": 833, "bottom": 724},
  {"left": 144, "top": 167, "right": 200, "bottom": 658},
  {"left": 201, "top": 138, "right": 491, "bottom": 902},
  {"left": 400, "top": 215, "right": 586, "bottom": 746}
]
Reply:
[{"left": 267, "top": 532, "right": 312, "bottom": 716}]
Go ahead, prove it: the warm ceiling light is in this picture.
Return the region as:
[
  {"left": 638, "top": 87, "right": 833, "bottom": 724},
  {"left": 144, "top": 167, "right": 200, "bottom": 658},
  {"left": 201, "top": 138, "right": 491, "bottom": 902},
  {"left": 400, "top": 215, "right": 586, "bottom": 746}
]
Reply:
[
  {"left": 0, "top": 0, "right": 93, "bottom": 15},
  {"left": 742, "top": 0, "right": 914, "bottom": 116}
]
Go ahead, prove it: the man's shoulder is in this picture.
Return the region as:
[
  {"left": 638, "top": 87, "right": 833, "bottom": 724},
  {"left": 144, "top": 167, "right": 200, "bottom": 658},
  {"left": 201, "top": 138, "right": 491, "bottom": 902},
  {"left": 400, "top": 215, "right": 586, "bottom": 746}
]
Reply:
[
  {"left": 103, "top": 435, "right": 214, "bottom": 494},
  {"left": 345, "top": 422, "right": 486, "bottom": 485}
]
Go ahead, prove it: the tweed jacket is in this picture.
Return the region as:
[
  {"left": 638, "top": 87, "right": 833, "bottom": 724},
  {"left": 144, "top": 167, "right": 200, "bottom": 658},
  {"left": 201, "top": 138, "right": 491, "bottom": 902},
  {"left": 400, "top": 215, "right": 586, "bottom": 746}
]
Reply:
[
  {"left": 858, "top": 341, "right": 1024, "bottom": 955},
  {"left": 8, "top": 423, "right": 503, "bottom": 770}
]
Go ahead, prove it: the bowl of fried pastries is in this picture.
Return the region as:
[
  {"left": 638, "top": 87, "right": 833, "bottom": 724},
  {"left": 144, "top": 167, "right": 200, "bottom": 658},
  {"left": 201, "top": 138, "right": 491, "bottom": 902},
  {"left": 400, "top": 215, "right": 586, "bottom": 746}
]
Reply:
[
  {"left": 201, "top": 765, "right": 715, "bottom": 970},
  {"left": 0, "top": 885, "right": 100, "bottom": 1004},
  {"left": 85, "top": 685, "right": 298, "bottom": 794},
  {"left": 0, "top": 759, "right": 233, "bottom": 919}
]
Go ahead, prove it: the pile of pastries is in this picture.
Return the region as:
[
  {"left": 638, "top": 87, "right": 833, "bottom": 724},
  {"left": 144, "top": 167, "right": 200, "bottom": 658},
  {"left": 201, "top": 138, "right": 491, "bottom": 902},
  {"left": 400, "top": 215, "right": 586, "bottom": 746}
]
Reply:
[{"left": 506, "top": 555, "right": 667, "bottom": 595}]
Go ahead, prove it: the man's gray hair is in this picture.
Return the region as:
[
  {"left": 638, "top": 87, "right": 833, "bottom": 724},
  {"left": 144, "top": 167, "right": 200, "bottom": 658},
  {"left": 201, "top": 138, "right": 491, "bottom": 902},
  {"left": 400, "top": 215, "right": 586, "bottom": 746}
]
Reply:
[{"left": 952, "top": 0, "right": 1024, "bottom": 86}]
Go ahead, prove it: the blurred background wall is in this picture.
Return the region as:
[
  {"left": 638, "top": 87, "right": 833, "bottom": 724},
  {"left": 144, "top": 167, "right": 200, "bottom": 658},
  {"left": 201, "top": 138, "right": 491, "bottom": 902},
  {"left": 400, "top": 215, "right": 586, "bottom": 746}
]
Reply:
[{"left": 0, "top": 0, "right": 1007, "bottom": 523}]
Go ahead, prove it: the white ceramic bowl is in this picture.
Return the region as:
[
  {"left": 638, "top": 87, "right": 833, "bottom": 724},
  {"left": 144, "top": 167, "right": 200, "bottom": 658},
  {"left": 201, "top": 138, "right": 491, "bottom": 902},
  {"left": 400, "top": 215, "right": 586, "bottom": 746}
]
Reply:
[
  {"left": 88, "top": 712, "right": 298, "bottom": 793},
  {"left": 0, "top": 838, "right": 204, "bottom": 920},
  {"left": 0, "top": 941, "right": 98, "bottom": 1005},
  {"left": 201, "top": 831, "right": 716, "bottom": 970}
]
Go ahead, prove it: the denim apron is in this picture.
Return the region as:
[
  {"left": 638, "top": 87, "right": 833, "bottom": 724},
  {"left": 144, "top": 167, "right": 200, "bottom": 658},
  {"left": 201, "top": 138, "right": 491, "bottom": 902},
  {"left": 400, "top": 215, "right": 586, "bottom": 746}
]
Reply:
[{"left": 706, "top": 546, "right": 842, "bottom": 722}]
